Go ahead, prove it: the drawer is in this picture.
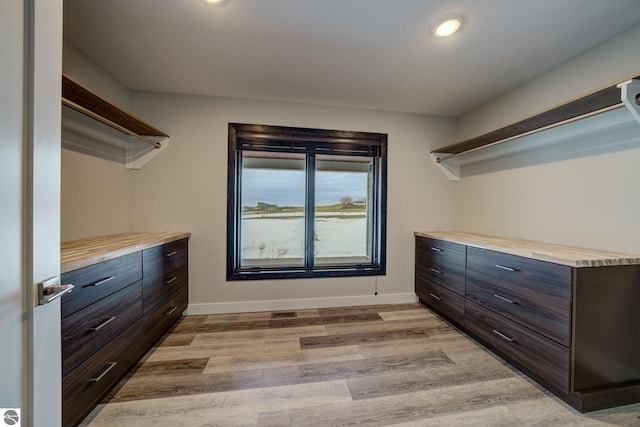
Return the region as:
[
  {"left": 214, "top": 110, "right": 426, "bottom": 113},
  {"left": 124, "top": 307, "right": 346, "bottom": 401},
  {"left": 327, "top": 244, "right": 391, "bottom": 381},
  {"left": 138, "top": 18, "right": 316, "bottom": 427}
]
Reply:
[
  {"left": 466, "top": 269, "right": 571, "bottom": 346},
  {"left": 143, "top": 264, "right": 188, "bottom": 314},
  {"left": 415, "top": 236, "right": 466, "bottom": 295},
  {"left": 61, "top": 252, "right": 142, "bottom": 318},
  {"left": 63, "top": 319, "right": 144, "bottom": 427},
  {"left": 416, "top": 278, "right": 465, "bottom": 325},
  {"left": 467, "top": 246, "right": 571, "bottom": 289},
  {"left": 143, "top": 285, "right": 188, "bottom": 351},
  {"left": 465, "top": 300, "right": 570, "bottom": 392},
  {"left": 143, "top": 238, "right": 189, "bottom": 276},
  {"left": 62, "top": 281, "right": 142, "bottom": 377}
]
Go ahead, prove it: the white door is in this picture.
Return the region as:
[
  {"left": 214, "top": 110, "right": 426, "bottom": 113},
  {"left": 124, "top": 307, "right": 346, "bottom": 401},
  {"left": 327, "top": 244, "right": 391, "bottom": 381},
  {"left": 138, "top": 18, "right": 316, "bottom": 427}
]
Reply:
[{"left": 1, "top": 1, "right": 63, "bottom": 426}]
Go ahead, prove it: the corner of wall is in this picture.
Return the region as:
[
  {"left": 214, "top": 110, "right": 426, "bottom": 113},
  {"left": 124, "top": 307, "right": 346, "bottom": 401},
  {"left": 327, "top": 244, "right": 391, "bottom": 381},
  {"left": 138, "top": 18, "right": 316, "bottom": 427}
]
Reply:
[
  {"left": 457, "top": 23, "right": 640, "bottom": 141},
  {"left": 62, "top": 39, "right": 132, "bottom": 108}
]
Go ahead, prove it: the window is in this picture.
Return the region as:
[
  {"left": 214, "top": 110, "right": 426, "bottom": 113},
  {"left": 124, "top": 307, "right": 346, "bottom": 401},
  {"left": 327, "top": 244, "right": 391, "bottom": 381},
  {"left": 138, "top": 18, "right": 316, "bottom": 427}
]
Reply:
[{"left": 227, "top": 123, "right": 387, "bottom": 280}]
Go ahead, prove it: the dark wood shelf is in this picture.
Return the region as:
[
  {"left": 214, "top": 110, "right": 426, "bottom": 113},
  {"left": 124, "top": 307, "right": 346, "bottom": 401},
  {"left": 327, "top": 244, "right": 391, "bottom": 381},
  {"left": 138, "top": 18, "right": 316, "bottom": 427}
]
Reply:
[
  {"left": 432, "top": 74, "right": 640, "bottom": 157},
  {"left": 62, "top": 74, "right": 168, "bottom": 138}
]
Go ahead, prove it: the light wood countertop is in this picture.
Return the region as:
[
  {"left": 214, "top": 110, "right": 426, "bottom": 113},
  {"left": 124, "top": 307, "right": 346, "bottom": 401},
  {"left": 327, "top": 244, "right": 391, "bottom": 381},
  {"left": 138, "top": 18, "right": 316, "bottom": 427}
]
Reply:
[
  {"left": 414, "top": 231, "right": 640, "bottom": 267},
  {"left": 61, "top": 232, "right": 191, "bottom": 273}
]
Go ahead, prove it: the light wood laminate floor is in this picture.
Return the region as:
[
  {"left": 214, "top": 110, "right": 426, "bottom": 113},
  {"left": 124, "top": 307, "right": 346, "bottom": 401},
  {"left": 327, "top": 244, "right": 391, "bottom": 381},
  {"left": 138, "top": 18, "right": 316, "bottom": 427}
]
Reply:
[{"left": 80, "top": 303, "right": 640, "bottom": 426}]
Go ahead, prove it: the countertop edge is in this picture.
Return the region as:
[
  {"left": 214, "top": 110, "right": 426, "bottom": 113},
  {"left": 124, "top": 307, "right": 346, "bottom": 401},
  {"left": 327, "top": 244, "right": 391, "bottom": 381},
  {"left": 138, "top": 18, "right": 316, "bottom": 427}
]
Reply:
[
  {"left": 414, "top": 231, "right": 640, "bottom": 268},
  {"left": 61, "top": 232, "right": 191, "bottom": 273}
]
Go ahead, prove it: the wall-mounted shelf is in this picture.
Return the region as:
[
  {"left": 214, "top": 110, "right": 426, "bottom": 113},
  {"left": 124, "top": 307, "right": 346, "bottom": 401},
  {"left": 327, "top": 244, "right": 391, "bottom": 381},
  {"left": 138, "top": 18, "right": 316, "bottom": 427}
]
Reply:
[
  {"left": 61, "top": 75, "right": 169, "bottom": 170},
  {"left": 432, "top": 75, "right": 640, "bottom": 181}
]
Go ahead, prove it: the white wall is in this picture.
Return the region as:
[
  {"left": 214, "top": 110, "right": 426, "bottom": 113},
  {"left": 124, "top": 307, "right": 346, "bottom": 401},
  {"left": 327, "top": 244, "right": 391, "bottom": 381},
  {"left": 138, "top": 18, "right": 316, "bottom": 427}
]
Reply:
[
  {"left": 455, "top": 24, "right": 640, "bottom": 253},
  {"left": 61, "top": 42, "right": 133, "bottom": 242},
  {"left": 61, "top": 150, "right": 131, "bottom": 241},
  {"left": 129, "top": 93, "right": 458, "bottom": 313},
  {"left": 459, "top": 24, "right": 640, "bottom": 140},
  {"left": 63, "top": 40, "right": 131, "bottom": 108}
]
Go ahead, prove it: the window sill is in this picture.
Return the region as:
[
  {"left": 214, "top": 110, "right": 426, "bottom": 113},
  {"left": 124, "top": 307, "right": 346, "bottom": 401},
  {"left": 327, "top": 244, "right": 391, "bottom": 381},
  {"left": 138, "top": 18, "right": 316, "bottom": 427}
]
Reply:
[{"left": 227, "top": 264, "right": 385, "bottom": 281}]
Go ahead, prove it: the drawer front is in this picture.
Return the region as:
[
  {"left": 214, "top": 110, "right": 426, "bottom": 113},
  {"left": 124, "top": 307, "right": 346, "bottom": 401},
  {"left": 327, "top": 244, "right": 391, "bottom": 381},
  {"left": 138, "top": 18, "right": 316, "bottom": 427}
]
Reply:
[
  {"left": 63, "top": 320, "right": 144, "bottom": 427},
  {"left": 61, "top": 252, "right": 142, "bottom": 319},
  {"left": 415, "top": 236, "right": 466, "bottom": 295},
  {"left": 466, "top": 269, "right": 571, "bottom": 346},
  {"left": 143, "top": 238, "right": 189, "bottom": 277},
  {"left": 467, "top": 246, "right": 572, "bottom": 289},
  {"left": 62, "top": 281, "right": 142, "bottom": 376},
  {"left": 143, "top": 264, "right": 188, "bottom": 314},
  {"left": 465, "top": 300, "right": 570, "bottom": 392},
  {"left": 143, "top": 285, "right": 188, "bottom": 351},
  {"left": 416, "top": 278, "right": 465, "bottom": 325}
]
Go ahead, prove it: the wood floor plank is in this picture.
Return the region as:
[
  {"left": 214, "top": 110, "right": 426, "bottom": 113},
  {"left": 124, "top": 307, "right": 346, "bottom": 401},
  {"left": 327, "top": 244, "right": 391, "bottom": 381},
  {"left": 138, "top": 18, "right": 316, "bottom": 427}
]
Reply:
[
  {"left": 203, "top": 311, "right": 273, "bottom": 323},
  {"left": 318, "top": 303, "right": 420, "bottom": 316},
  {"left": 130, "top": 358, "right": 210, "bottom": 376},
  {"left": 346, "top": 362, "right": 514, "bottom": 400},
  {"left": 189, "top": 325, "right": 328, "bottom": 346},
  {"left": 297, "top": 350, "right": 453, "bottom": 382},
  {"left": 202, "top": 345, "right": 363, "bottom": 374},
  {"left": 390, "top": 405, "right": 521, "bottom": 427},
  {"left": 146, "top": 338, "right": 302, "bottom": 363},
  {"left": 355, "top": 332, "right": 477, "bottom": 358},
  {"left": 324, "top": 314, "right": 447, "bottom": 335},
  {"left": 258, "top": 378, "right": 544, "bottom": 426},
  {"left": 155, "top": 331, "right": 197, "bottom": 347},
  {"left": 256, "top": 376, "right": 544, "bottom": 426},
  {"left": 109, "top": 366, "right": 303, "bottom": 402},
  {"left": 82, "top": 380, "right": 353, "bottom": 427},
  {"left": 300, "top": 327, "right": 431, "bottom": 349},
  {"left": 174, "top": 312, "right": 382, "bottom": 334},
  {"left": 377, "top": 308, "right": 440, "bottom": 322}
]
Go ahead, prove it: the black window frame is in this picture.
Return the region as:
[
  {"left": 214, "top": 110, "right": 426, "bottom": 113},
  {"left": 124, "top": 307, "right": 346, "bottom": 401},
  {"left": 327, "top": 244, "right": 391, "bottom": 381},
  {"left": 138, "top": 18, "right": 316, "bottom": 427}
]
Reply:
[{"left": 227, "top": 123, "right": 387, "bottom": 281}]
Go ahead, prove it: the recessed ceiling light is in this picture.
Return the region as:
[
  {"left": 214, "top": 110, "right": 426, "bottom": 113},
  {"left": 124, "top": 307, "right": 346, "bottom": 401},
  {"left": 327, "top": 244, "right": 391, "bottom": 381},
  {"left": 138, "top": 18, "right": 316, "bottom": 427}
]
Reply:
[
  {"left": 204, "top": 0, "right": 227, "bottom": 5},
  {"left": 432, "top": 16, "right": 464, "bottom": 38}
]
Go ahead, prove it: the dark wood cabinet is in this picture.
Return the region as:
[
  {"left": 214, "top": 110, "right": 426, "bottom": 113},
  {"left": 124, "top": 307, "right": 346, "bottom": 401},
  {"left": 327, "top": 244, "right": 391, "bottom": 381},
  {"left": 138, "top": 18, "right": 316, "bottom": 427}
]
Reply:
[
  {"left": 414, "top": 236, "right": 466, "bottom": 326},
  {"left": 60, "top": 233, "right": 189, "bottom": 427},
  {"left": 415, "top": 233, "right": 640, "bottom": 412},
  {"left": 141, "top": 238, "right": 189, "bottom": 352}
]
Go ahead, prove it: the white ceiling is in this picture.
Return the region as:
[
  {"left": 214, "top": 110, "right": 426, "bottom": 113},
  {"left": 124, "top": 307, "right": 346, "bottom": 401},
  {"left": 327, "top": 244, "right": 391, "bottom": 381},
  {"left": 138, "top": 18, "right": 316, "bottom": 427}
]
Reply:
[{"left": 63, "top": 0, "right": 640, "bottom": 117}]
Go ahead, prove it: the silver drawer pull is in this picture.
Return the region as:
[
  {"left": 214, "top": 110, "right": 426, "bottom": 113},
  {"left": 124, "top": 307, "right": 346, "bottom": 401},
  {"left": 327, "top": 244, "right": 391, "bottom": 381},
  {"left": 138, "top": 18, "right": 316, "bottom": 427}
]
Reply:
[
  {"left": 165, "top": 251, "right": 178, "bottom": 257},
  {"left": 164, "top": 276, "right": 178, "bottom": 284},
  {"left": 429, "top": 293, "right": 442, "bottom": 301},
  {"left": 495, "top": 264, "right": 517, "bottom": 272},
  {"left": 90, "top": 362, "right": 117, "bottom": 382},
  {"left": 492, "top": 329, "right": 516, "bottom": 343},
  {"left": 429, "top": 247, "right": 443, "bottom": 252},
  {"left": 493, "top": 294, "right": 516, "bottom": 304},
  {"left": 87, "top": 276, "right": 115, "bottom": 287},
  {"left": 165, "top": 306, "right": 178, "bottom": 316},
  {"left": 89, "top": 316, "right": 116, "bottom": 332},
  {"left": 430, "top": 268, "right": 443, "bottom": 275}
]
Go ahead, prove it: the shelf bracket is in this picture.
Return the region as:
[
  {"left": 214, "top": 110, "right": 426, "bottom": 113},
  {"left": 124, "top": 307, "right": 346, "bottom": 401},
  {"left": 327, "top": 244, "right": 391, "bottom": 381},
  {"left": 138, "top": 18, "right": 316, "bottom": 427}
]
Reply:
[
  {"left": 618, "top": 79, "right": 640, "bottom": 126},
  {"left": 430, "top": 152, "right": 459, "bottom": 182}
]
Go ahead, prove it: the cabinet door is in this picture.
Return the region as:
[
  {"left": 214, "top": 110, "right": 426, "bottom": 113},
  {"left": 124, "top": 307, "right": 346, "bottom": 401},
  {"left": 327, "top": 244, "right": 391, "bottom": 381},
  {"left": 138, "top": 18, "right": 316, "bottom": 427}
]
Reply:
[
  {"left": 465, "top": 300, "right": 570, "bottom": 393},
  {"left": 63, "top": 320, "right": 144, "bottom": 427},
  {"left": 415, "top": 278, "right": 465, "bottom": 325},
  {"left": 62, "top": 281, "right": 142, "bottom": 376},
  {"left": 466, "top": 269, "right": 570, "bottom": 346},
  {"left": 143, "top": 285, "right": 188, "bottom": 351},
  {"left": 415, "top": 237, "right": 466, "bottom": 295},
  {"left": 61, "top": 252, "right": 142, "bottom": 318}
]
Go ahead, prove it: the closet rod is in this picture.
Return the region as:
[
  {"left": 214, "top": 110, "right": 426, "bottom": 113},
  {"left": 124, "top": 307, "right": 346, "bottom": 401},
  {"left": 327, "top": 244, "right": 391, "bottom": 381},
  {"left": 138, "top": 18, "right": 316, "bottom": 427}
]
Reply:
[{"left": 62, "top": 98, "right": 162, "bottom": 149}]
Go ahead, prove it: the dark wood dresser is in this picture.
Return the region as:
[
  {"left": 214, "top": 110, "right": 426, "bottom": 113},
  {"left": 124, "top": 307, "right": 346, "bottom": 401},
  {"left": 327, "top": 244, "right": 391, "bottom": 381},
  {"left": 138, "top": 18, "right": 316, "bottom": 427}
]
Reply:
[
  {"left": 60, "top": 232, "right": 190, "bottom": 427},
  {"left": 415, "top": 231, "right": 640, "bottom": 413}
]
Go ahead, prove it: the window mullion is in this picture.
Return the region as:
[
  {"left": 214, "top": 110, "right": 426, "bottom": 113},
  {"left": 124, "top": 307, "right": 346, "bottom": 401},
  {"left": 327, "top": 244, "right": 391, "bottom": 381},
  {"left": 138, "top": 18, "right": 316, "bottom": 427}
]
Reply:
[{"left": 305, "top": 154, "right": 316, "bottom": 270}]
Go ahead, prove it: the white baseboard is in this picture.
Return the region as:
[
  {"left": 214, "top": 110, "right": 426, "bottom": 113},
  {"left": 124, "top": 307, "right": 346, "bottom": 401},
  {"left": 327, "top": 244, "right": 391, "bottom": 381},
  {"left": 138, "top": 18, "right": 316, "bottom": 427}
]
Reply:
[{"left": 186, "top": 293, "right": 418, "bottom": 315}]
